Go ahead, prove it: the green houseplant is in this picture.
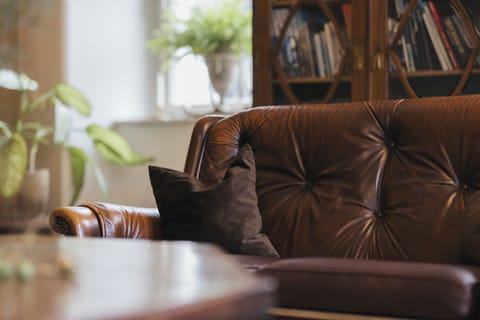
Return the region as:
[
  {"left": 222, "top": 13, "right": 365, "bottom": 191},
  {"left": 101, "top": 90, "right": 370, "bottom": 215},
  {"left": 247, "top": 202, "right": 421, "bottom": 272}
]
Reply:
[
  {"left": 147, "top": 0, "right": 252, "bottom": 63},
  {"left": 0, "top": 69, "right": 151, "bottom": 208},
  {"left": 147, "top": 0, "right": 252, "bottom": 111}
]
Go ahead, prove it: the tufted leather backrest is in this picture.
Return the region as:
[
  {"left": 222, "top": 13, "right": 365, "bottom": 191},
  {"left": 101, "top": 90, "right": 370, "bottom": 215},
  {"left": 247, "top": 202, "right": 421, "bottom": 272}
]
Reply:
[{"left": 195, "top": 95, "right": 480, "bottom": 263}]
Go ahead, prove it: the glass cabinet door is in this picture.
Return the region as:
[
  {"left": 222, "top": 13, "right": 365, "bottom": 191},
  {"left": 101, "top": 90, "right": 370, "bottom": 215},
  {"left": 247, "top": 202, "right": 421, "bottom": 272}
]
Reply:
[
  {"left": 253, "top": 0, "right": 369, "bottom": 106},
  {"left": 383, "top": 0, "right": 480, "bottom": 99}
]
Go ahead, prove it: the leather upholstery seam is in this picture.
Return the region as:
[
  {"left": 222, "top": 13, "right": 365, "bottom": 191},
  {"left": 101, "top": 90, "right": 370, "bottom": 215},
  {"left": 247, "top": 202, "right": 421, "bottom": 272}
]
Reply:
[
  {"left": 80, "top": 202, "right": 107, "bottom": 237},
  {"left": 363, "top": 100, "right": 387, "bottom": 219},
  {"left": 264, "top": 268, "right": 476, "bottom": 286},
  {"left": 287, "top": 106, "right": 306, "bottom": 176}
]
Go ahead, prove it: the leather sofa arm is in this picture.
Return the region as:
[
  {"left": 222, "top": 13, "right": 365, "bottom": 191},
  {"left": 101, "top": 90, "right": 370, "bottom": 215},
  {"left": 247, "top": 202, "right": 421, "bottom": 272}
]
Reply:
[{"left": 49, "top": 202, "right": 161, "bottom": 240}]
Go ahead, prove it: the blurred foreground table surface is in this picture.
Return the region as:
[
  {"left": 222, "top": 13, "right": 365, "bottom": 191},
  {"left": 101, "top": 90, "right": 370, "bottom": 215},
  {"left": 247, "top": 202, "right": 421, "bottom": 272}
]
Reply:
[{"left": 0, "top": 235, "right": 275, "bottom": 320}]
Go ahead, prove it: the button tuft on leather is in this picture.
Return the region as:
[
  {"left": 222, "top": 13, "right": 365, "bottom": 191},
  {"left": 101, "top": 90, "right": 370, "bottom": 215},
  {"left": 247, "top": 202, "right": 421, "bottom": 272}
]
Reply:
[
  {"left": 462, "top": 184, "right": 468, "bottom": 190},
  {"left": 374, "top": 211, "right": 383, "bottom": 218}
]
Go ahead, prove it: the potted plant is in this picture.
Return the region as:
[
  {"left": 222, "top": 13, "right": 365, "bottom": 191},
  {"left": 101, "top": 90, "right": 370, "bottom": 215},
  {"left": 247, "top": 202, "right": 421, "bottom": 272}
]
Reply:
[
  {"left": 147, "top": 0, "right": 252, "bottom": 111},
  {"left": 0, "top": 69, "right": 151, "bottom": 220}
]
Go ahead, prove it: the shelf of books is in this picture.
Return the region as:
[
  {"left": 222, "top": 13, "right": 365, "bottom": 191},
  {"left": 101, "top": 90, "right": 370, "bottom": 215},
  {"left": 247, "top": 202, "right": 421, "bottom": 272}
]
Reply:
[
  {"left": 253, "top": 0, "right": 480, "bottom": 106},
  {"left": 387, "top": 0, "right": 480, "bottom": 98},
  {"left": 270, "top": 0, "right": 353, "bottom": 104}
]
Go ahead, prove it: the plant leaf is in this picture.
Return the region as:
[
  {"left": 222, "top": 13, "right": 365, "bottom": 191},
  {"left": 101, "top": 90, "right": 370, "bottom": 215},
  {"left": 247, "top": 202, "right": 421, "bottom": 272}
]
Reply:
[
  {"left": 22, "top": 122, "right": 51, "bottom": 131},
  {"left": 0, "top": 121, "right": 12, "bottom": 138},
  {"left": 54, "top": 103, "right": 74, "bottom": 144},
  {"left": 21, "top": 124, "right": 53, "bottom": 148},
  {"left": 91, "top": 162, "right": 109, "bottom": 204},
  {"left": 0, "top": 69, "right": 38, "bottom": 91},
  {"left": 66, "top": 146, "right": 87, "bottom": 205},
  {"left": 0, "top": 134, "right": 28, "bottom": 198},
  {"left": 86, "top": 125, "right": 153, "bottom": 165},
  {"left": 66, "top": 146, "right": 109, "bottom": 205},
  {"left": 94, "top": 142, "right": 153, "bottom": 165},
  {"left": 54, "top": 83, "right": 91, "bottom": 116}
]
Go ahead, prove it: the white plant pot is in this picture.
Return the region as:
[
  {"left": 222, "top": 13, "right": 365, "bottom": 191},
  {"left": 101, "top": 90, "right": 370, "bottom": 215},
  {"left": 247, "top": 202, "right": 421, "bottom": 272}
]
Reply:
[
  {"left": 0, "top": 168, "right": 50, "bottom": 221},
  {"left": 204, "top": 50, "right": 241, "bottom": 112}
]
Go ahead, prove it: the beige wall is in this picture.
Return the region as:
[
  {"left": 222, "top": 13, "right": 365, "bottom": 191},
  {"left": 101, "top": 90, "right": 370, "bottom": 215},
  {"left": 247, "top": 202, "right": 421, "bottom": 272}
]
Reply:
[
  {"left": 0, "top": 89, "right": 19, "bottom": 126},
  {"left": 8, "top": 0, "right": 66, "bottom": 210},
  {"left": 0, "top": 12, "right": 20, "bottom": 135},
  {"left": 79, "top": 120, "right": 195, "bottom": 207}
]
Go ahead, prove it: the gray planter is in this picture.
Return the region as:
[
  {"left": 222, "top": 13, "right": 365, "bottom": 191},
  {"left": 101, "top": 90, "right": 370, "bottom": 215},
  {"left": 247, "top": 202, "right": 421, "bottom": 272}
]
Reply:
[
  {"left": 0, "top": 168, "right": 49, "bottom": 221},
  {"left": 204, "top": 50, "right": 241, "bottom": 112}
]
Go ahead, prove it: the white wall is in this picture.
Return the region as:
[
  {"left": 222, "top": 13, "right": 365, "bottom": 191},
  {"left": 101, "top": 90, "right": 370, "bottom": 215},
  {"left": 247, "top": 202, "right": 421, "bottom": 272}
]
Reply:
[
  {"left": 65, "top": 0, "right": 156, "bottom": 122},
  {"left": 64, "top": 0, "right": 192, "bottom": 207},
  {"left": 106, "top": 120, "right": 194, "bottom": 207}
]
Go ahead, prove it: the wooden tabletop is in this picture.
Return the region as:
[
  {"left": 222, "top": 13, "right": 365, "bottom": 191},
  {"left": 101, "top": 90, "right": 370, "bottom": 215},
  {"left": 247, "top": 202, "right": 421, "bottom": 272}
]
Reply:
[{"left": 0, "top": 235, "right": 275, "bottom": 320}]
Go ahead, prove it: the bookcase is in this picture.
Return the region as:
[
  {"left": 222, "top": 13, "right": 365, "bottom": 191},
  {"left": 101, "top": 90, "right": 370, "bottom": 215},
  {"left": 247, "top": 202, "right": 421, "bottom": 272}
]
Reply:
[{"left": 252, "top": 0, "right": 480, "bottom": 106}]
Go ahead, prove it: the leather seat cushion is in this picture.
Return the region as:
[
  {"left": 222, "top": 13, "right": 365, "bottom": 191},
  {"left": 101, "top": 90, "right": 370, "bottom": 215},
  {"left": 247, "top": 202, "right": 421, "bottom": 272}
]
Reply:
[{"left": 257, "top": 257, "right": 480, "bottom": 319}]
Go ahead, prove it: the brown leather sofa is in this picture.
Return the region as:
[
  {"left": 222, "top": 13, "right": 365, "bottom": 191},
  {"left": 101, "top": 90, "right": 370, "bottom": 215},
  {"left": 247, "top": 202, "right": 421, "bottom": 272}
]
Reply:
[{"left": 50, "top": 95, "right": 480, "bottom": 320}]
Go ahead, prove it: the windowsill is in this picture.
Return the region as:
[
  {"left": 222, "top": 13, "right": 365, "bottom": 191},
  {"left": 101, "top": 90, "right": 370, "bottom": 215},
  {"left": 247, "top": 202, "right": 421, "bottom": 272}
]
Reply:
[
  {"left": 114, "top": 104, "right": 252, "bottom": 127},
  {"left": 113, "top": 107, "right": 210, "bottom": 127},
  {"left": 155, "top": 105, "right": 217, "bottom": 122}
]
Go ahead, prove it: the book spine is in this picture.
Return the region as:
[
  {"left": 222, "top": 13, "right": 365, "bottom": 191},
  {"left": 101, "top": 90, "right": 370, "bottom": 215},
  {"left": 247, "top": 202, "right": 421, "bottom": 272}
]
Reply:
[
  {"left": 313, "top": 32, "right": 326, "bottom": 77},
  {"left": 291, "top": 13, "right": 306, "bottom": 77},
  {"left": 302, "top": 22, "right": 316, "bottom": 77},
  {"left": 324, "top": 22, "right": 336, "bottom": 75},
  {"left": 442, "top": 16, "right": 468, "bottom": 67},
  {"left": 450, "top": 14, "right": 478, "bottom": 66},
  {"left": 394, "top": 0, "right": 404, "bottom": 18},
  {"left": 422, "top": 2, "right": 451, "bottom": 70},
  {"left": 427, "top": 1, "right": 459, "bottom": 69},
  {"left": 320, "top": 30, "right": 331, "bottom": 76},
  {"left": 408, "top": 14, "right": 423, "bottom": 70},
  {"left": 401, "top": 34, "right": 411, "bottom": 71},
  {"left": 404, "top": 19, "right": 416, "bottom": 71},
  {"left": 329, "top": 23, "right": 342, "bottom": 74},
  {"left": 415, "top": 6, "right": 439, "bottom": 70},
  {"left": 451, "top": 14, "right": 474, "bottom": 49},
  {"left": 281, "top": 31, "right": 299, "bottom": 77}
]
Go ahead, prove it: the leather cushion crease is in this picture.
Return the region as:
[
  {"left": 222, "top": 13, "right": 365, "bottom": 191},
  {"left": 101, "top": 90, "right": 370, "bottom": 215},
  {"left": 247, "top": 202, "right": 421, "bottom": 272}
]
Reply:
[{"left": 149, "top": 144, "right": 279, "bottom": 257}]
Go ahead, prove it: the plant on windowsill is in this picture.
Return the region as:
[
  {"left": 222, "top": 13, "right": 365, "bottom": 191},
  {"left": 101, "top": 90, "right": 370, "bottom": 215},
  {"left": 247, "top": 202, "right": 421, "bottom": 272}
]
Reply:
[
  {"left": 0, "top": 69, "right": 152, "bottom": 220},
  {"left": 147, "top": 0, "right": 252, "bottom": 112}
]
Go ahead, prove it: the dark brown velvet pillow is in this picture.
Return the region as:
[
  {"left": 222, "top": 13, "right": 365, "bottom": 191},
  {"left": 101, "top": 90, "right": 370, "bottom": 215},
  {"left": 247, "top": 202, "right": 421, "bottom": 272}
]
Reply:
[{"left": 149, "top": 144, "right": 279, "bottom": 257}]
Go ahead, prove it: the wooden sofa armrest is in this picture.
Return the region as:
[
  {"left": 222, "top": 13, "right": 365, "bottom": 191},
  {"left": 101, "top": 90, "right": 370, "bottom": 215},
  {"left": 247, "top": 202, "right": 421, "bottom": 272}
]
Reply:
[{"left": 49, "top": 202, "right": 161, "bottom": 239}]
